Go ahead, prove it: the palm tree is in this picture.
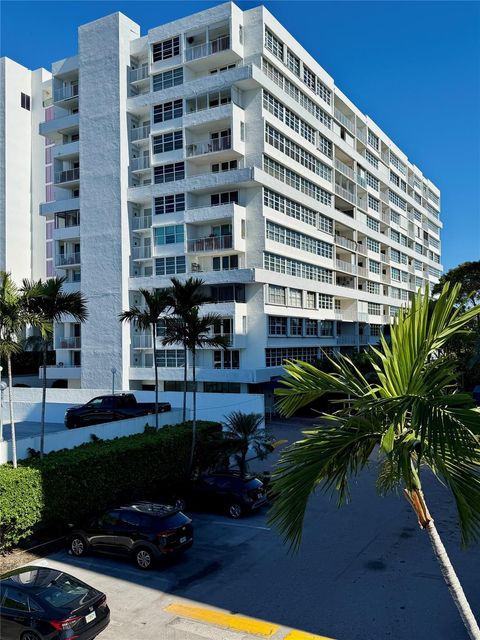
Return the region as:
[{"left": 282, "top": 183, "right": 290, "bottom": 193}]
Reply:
[
  {"left": 167, "top": 277, "right": 211, "bottom": 421},
  {"left": 0, "top": 273, "right": 26, "bottom": 468},
  {"left": 268, "top": 283, "right": 480, "bottom": 640},
  {"left": 119, "top": 288, "right": 170, "bottom": 429},
  {"left": 223, "top": 411, "right": 274, "bottom": 477},
  {"left": 22, "top": 277, "right": 88, "bottom": 457},
  {"left": 163, "top": 308, "right": 229, "bottom": 470}
]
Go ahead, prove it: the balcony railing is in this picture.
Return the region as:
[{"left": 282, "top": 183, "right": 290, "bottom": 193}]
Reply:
[
  {"left": 381, "top": 150, "right": 390, "bottom": 165},
  {"left": 130, "top": 66, "right": 149, "bottom": 83},
  {"left": 335, "top": 235, "right": 357, "bottom": 251},
  {"left": 335, "top": 184, "right": 356, "bottom": 204},
  {"left": 132, "top": 216, "right": 152, "bottom": 230},
  {"left": 357, "top": 129, "right": 367, "bottom": 144},
  {"left": 132, "top": 334, "right": 153, "bottom": 349},
  {"left": 54, "top": 85, "right": 79, "bottom": 102},
  {"left": 334, "top": 159, "right": 355, "bottom": 180},
  {"left": 132, "top": 246, "right": 152, "bottom": 260},
  {"left": 131, "top": 156, "right": 150, "bottom": 171},
  {"left": 185, "top": 35, "right": 230, "bottom": 62},
  {"left": 336, "top": 259, "right": 357, "bottom": 274},
  {"left": 130, "top": 125, "right": 150, "bottom": 142},
  {"left": 187, "top": 235, "right": 232, "bottom": 253},
  {"left": 186, "top": 136, "right": 232, "bottom": 157},
  {"left": 55, "top": 168, "right": 80, "bottom": 184},
  {"left": 56, "top": 252, "right": 81, "bottom": 266},
  {"left": 356, "top": 174, "right": 366, "bottom": 189},
  {"left": 334, "top": 109, "right": 355, "bottom": 134},
  {"left": 56, "top": 336, "right": 81, "bottom": 349}
]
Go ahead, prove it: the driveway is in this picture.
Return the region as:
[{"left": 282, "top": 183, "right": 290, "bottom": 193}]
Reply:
[
  {"left": 17, "top": 418, "right": 480, "bottom": 639},
  {"left": 2, "top": 421, "right": 65, "bottom": 440}
]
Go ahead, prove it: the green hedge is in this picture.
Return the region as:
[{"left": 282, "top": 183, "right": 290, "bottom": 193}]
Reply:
[{"left": 0, "top": 421, "right": 220, "bottom": 553}]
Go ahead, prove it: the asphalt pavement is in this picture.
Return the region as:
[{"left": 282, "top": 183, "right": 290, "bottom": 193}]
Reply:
[
  {"left": 2, "top": 420, "right": 65, "bottom": 440},
  {"left": 20, "top": 418, "right": 480, "bottom": 639}
]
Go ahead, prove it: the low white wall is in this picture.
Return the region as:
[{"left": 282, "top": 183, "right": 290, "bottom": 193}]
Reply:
[
  {"left": 5, "top": 389, "right": 265, "bottom": 425},
  {"left": 0, "top": 409, "right": 183, "bottom": 464}
]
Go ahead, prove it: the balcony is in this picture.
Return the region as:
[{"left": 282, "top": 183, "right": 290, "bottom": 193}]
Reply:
[
  {"left": 44, "top": 365, "right": 81, "bottom": 380},
  {"left": 54, "top": 85, "right": 79, "bottom": 103},
  {"left": 357, "top": 129, "right": 367, "bottom": 145},
  {"left": 335, "top": 235, "right": 357, "bottom": 252},
  {"left": 334, "top": 109, "right": 355, "bottom": 135},
  {"left": 132, "top": 334, "right": 153, "bottom": 349},
  {"left": 356, "top": 174, "right": 366, "bottom": 189},
  {"left": 39, "top": 112, "right": 79, "bottom": 137},
  {"left": 132, "top": 245, "right": 152, "bottom": 260},
  {"left": 187, "top": 235, "right": 232, "bottom": 253},
  {"left": 55, "top": 168, "right": 80, "bottom": 185},
  {"left": 56, "top": 252, "right": 81, "bottom": 267},
  {"left": 132, "top": 215, "right": 152, "bottom": 231},
  {"left": 334, "top": 159, "right": 355, "bottom": 180},
  {"left": 130, "top": 66, "right": 149, "bottom": 83},
  {"left": 335, "top": 184, "right": 356, "bottom": 205},
  {"left": 186, "top": 136, "right": 232, "bottom": 158},
  {"left": 185, "top": 35, "right": 230, "bottom": 62},
  {"left": 131, "top": 156, "right": 151, "bottom": 172},
  {"left": 56, "top": 336, "right": 81, "bottom": 349},
  {"left": 130, "top": 125, "right": 151, "bottom": 142}
]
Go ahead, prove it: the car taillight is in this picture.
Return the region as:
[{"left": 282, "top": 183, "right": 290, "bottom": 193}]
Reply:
[
  {"left": 98, "top": 595, "right": 108, "bottom": 608},
  {"left": 49, "top": 615, "right": 82, "bottom": 630}
]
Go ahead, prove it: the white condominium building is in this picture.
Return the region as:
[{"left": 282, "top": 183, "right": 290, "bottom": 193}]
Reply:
[{"left": 1, "top": 2, "right": 442, "bottom": 394}]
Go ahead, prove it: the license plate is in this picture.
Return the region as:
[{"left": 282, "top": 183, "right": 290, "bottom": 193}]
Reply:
[
  {"left": 85, "top": 611, "right": 96, "bottom": 624},
  {"left": 180, "top": 536, "right": 187, "bottom": 544}
]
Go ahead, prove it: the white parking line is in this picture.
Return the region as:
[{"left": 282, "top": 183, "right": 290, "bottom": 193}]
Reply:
[{"left": 210, "top": 521, "right": 271, "bottom": 531}]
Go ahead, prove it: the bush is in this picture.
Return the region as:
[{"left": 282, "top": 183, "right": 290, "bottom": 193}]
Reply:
[{"left": 0, "top": 421, "right": 219, "bottom": 553}]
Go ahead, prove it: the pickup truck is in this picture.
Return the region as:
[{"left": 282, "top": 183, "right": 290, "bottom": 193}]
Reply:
[{"left": 64, "top": 393, "right": 171, "bottom": 429}]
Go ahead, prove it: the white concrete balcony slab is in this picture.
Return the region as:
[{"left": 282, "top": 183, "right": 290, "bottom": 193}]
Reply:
[
  {"left": 40, "top": 113, "right": 79, "bottom": 137},
  {"left": 53, "top": 225, "right": 80, "bottom": 241},
  {"left": 53, "top": 141, "right": 79, "bottom": 160},
  {"left": 40, "top": 197, "right": 80, "bottom": 217},
  {"left": 184, "top": 202, "right": 244, "bottom": 225},
  {"left": 43, "top": 365, "right": 81, "bottom": 380}
]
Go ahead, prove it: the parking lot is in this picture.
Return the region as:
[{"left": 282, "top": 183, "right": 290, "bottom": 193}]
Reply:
[{"left": 21, "top": 419, "right": 479, "bottom": 640}]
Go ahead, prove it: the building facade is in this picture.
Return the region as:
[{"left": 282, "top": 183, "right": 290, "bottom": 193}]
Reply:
[{"left": 5, "top": 3, "right": 443, "bottom": 392}]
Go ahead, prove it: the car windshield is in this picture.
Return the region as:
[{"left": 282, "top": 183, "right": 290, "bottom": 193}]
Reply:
[
  {"left": 36, "top": 573, "right": 98, "bottom": 609},
  {"left": 157, "top": 512, "right": 189, "bottom": 530}
]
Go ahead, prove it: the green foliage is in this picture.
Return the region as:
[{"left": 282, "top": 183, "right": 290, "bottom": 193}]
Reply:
[
  {"left": 269, "top": 283, "right": 480, "bottom": 549},
  {"left": 0, "top": 421, "right": 218, "bottom": 553},
  {"left": 0, "top": 466, "right": 44, "bottom": 551},
  {"left": 223, "top": 411, "right": 275, "bottom": 476}
]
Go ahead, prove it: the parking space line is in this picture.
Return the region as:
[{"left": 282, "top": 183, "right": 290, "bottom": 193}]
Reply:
[
  {"left": 164, "top": 603, "right": 280, "bottom": 637},
  {"left": 283, "top": 630, "right": 336, "bottom": 640},
  {"left": 210, "top": 520, "right": 271, "bottom": 531}
]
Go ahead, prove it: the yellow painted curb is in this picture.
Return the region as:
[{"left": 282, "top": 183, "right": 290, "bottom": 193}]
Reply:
[
  {"left": 284, "top": 630, "right": 335, "bottom": 640},
  {"left": 272, "top": 439, "right": 288, "bottom": 448},
  {"left": 165, "top": 603, "right": 280, "bottom": 637}
]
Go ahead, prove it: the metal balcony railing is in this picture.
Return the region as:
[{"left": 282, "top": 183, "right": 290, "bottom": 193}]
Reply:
[
  {"left": 335, "top": 235, "right": 357, "bottom": 251},
  {"left": 131, "top": 156, "right": 150, "bottom": 171},
  {"left": 130, "top": 125, "right": 150, "bottom": 142},
  {"left": 357, "top": 129, "right": 367, "bottom": 144},
  {"left": 335, "top": 184, "right": 356, "bottom": 204},
  {"left": 54, "top": 85, "right": 79, "bottom": 102},
  {"left": 55, "top": 168, "right": 80, "bottom": 184},
  {"left": 187, "top": 235, "right": 232, "bottom": 253},
  {"left": 132, "top": 246, "right": 152, "bottom": 260},
  {"left": 56, "top": 252, "right": 81, "bottom": 266},
  {"left": 132, "top": 334, "right": 153, "bottom": 349},
  {"left": 185, "top": 35, "right": 230, "bottom": 62},
  {"left": 336, "top": 259, "right": 357, "bottom": 274},
  {"left": 132, "top": 216, "right": 152, "bottom": 230},
  {"left": 186, "top": 136, "right": 232, "bottom": 157},
  {"left": 130, "top": 66, "right": 149, "bottom": 82},
  {"left": 334, "top": 109, "right": 355, "bottom": 134},
  {"left": 334, "top": 159, "right": 355, "bottom": 180},
  {"left": 56, "top": 336, "right": 81, "bottom": 349}
]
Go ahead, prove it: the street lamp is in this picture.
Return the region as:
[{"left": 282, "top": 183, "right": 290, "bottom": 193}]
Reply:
[
  {"left": 0, "top": 366, "right": 6, "bottom": 442},
  {"left": 111, "top": 367, "right": 117, "bottom": 395}
]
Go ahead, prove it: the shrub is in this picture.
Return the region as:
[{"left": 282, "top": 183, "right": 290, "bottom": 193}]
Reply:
[{"left": 0, "top": 421, "right": 219, "bottom": 553}]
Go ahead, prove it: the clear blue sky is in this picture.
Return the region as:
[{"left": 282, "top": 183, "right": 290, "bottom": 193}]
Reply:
[{"left": 2, "top": 1, "right": 479, "bottom": 271}]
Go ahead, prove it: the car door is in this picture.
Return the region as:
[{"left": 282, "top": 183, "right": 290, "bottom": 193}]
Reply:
[
  {"left": 97, "top": 397, "right": 115, "bottom": 424},
  {"left": 213, "top": 477, "right": 234, "bottom": 510},
  {"left": 0, "top": 586, "right": 31, "bottom": 639},
  {"left": 81, "top": 397, "right": 104, "bottom": 426},
  {"left": 191, "top": 476, "right": 217, "bottom": 509},
  {"left": 115, "top": 511, "right": 146, "bottom": 554},
  {"left": 88, "top": 510, "right": 121, "bottom": 553}
]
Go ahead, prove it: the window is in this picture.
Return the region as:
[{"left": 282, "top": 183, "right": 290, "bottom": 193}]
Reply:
[
  {"left": 290, "top": 318, "right": 303, "bottom": 336},
  {"left": 366, "top": 215, "right": 380, "bottom": 232},
  {"left": 305, "top": 319, "right": 317, "bottom": 336},
  {"left": 366, "top": 172, "right": 379, "bottom": 191},
  {"left": 210, "top": 284, "right": 245, "bottom": 303},
  {"left": 305, "top": 291, "right": 316, "bottom": 309},
  {"left": 156, "top": 350, "right": 185, "bottom": 367},
  {"left": 153, "top": 99, "right": 182, "bottom": 123},
  {"left": 266, "top": 347, "right": 318, "bottom": 367},
  {"left": 153, "top": 130, "right": 183, "bottom": 154},
  {"left": 365, "top": 150, "right": 378, "bottom": 169},
  {"left": 154, "top": 193, "right": 185, "bottom": 215},
  {"left": 369, "top": 259, "right": 380, "bottom": 274},
  {"left": 152, "top": 67, "right": 183, "bottom": 92},
  {"left": 303, "top": 65, "right": 316, "bottom": 92},
  {"left": 368, "top": 194, "right": 379, "bottom": 212},
  {"left": 154, "top": 162, "right": 184, "bottom": 183},
  {"left": 204, "top": 382, "right": 241, "bottom": 393},
  {"left": 263, "top": 91, "right": 315, "bottom": 145},
  {"left": 286, "top": 49, "right": 300, "bottom": 76},
  {"left": 367, "top": 281, "right": 380, "bottom": 295},
  {"left": 212, "top": 255, "right": 238, "bottom": 271},
  {"left": 214, "top": 350, "right": 240, "bottom": 369},
  {"left": 267, "top": 284, "right": 286, "bottom": 305},
  {"left": 366, "top": 237, "right": 380, "bottom": 253},
  {"left": 391, "top": 267, "right": 401, "bottom": 282},
  {"left": 390, "top": 170, "right": 400, "bottom": 187},
  {"left": 154, "top": 225, "right": 184, "bottom": 245},
  {"left": 264, "top": 252, "right": 333, "bottom": 284},
  {"left": 390, "top": 152, "right": 406, "bottom": 176},
  {"left": 266, "top": 220, "right": 333, "bottom": 259},
  {"left": 3, "top": 587, "right": 30, "bottom": 611},
  {"left": 240, "top": 121, "right": 245, "bottom": 141},
  {"left": 318, "top": 293, "right": 333, "bottom": 309},
  {"left": 155, "top": 256, "right": 186, "bottom": 275},
  {"left": 21, "top": 92, "right": 31, "bottom": 110},
  {"left": 212, "top": 160, "right": 237, "bottom": 173},
  {"left": 318, "top": 134, "right": 332, "bottom": 158},
  {"left": 390, "top": 209, "right": 400, "bottom": 225},
  {"left": 210, "top": 191, "right": 238, "bottom": 206},
  {"left": 263, "top": 156, "right": 332, "bottom": 207},
  {"left": 265, "top": 28, "right": 284, "bottom": 60},
  {"left": 264, "top": 188, "right": 333, "bottom": 232},
  {"left": 389, "top": 190, "right": 407, "bottom": 211},
  {"left": 209, "top": 63, "right": 236, "bottom": 75},
  {"left": 367, "top": 130, "right": 379, "bottom": 150},
  {"left": 152, "top": 36, "right": 180, "bottom": 62},
  {"left": 316, "top": 80, "right": 331, "bottom": 105},
  {"left": 319, "top": 320, "right": 334, "bottom": 336},
  {"left": 367, "top": 302, "right": 381, "bottom": 316},
  {"left": 289, "top": 288, "right": 302, "bottom": 307},
  {"left": 370, "top": 324, "right": 382, "bottom": 336}
]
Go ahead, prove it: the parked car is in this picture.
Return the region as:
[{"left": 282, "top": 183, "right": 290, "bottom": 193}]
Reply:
[
  {"left": 64, "top": 393, "right": 171, "bottom": 429},
  {"left": 0, "top": 565, "right": 110, "bottom": 640},
  {"left": 171, "top": 471, "right": 268, "bottom": 519},
  {"left": 68, "top": 502, "right": 193, "bottom": 570}
]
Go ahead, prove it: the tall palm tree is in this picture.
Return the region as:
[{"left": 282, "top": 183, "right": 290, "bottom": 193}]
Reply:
[
  {"left": 0, "top": 273, "right": 27, "bottom": 468},
  {"left": 269, "top": 283, "right": 480, "bottom": 640},
  {"left": 223, "top": 411, "right": 274, "bottom": 477},
  {"left": 163, "top": 308, "right": 229, "bottom": 470},
  {"left": 167, "top": 277, "right": 211, "bottom": 421},
  {"left": 119, "top": 288, "right": 170, "bottom": 429},
  {"left": 22, "top": 277, "right": 88, "bottom": 457}
]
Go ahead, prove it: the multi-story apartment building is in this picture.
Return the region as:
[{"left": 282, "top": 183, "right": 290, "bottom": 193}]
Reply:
[{"left": 4, "top": 2, "right": 443, "bottom": 393}]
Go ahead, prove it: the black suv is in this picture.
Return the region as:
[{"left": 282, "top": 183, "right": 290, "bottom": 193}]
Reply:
[
  {"left": 176, "top": 472, "right": 267, "bottom": 519},
  {"left": 0, "top": 565, "right": 109, "bottom": 640},
  {"left": 69, "top": 503, "right": 193, "bottom": 570}
]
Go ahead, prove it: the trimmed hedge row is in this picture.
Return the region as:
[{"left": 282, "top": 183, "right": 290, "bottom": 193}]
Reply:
[{"left": 0, "top": 421, "right": 220, "bottom": 553}]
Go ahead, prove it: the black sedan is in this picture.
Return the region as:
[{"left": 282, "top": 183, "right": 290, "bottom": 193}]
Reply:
[{"left": 0, "top": 565, "right": 110, "bottom": 640}]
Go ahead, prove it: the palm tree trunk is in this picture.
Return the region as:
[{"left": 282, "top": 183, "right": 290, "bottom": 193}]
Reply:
[
  {"left": 405, "top": 489, "right": 480, "bottom": 640},
  {"left": 152, "top": 323, "right": 159, "bottom": 430},
  {"left": 189, "top": 347, "right": 197, "bottom": 473},
  {"left": 40, "top": 340, "right": 47, "bottom": 459},
  {"left": 7, "top": 355, "right": 17, "bottom": 469},
  {"left": 182, "top": 344, "right": 187, "bottom": 423}
]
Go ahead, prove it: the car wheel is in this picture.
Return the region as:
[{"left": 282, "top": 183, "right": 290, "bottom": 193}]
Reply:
[
  {"left": 70, "top": 535, "right": 88, "bottom": 557},
  {"left": 135, "top": 547, "right": 153, "bottom": 570},
  {"left": 228, "top": 502, "right": 243, "bottom": 519},
  {"left": 21, "top": 633, "right": 41, "bottom": 640}
]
